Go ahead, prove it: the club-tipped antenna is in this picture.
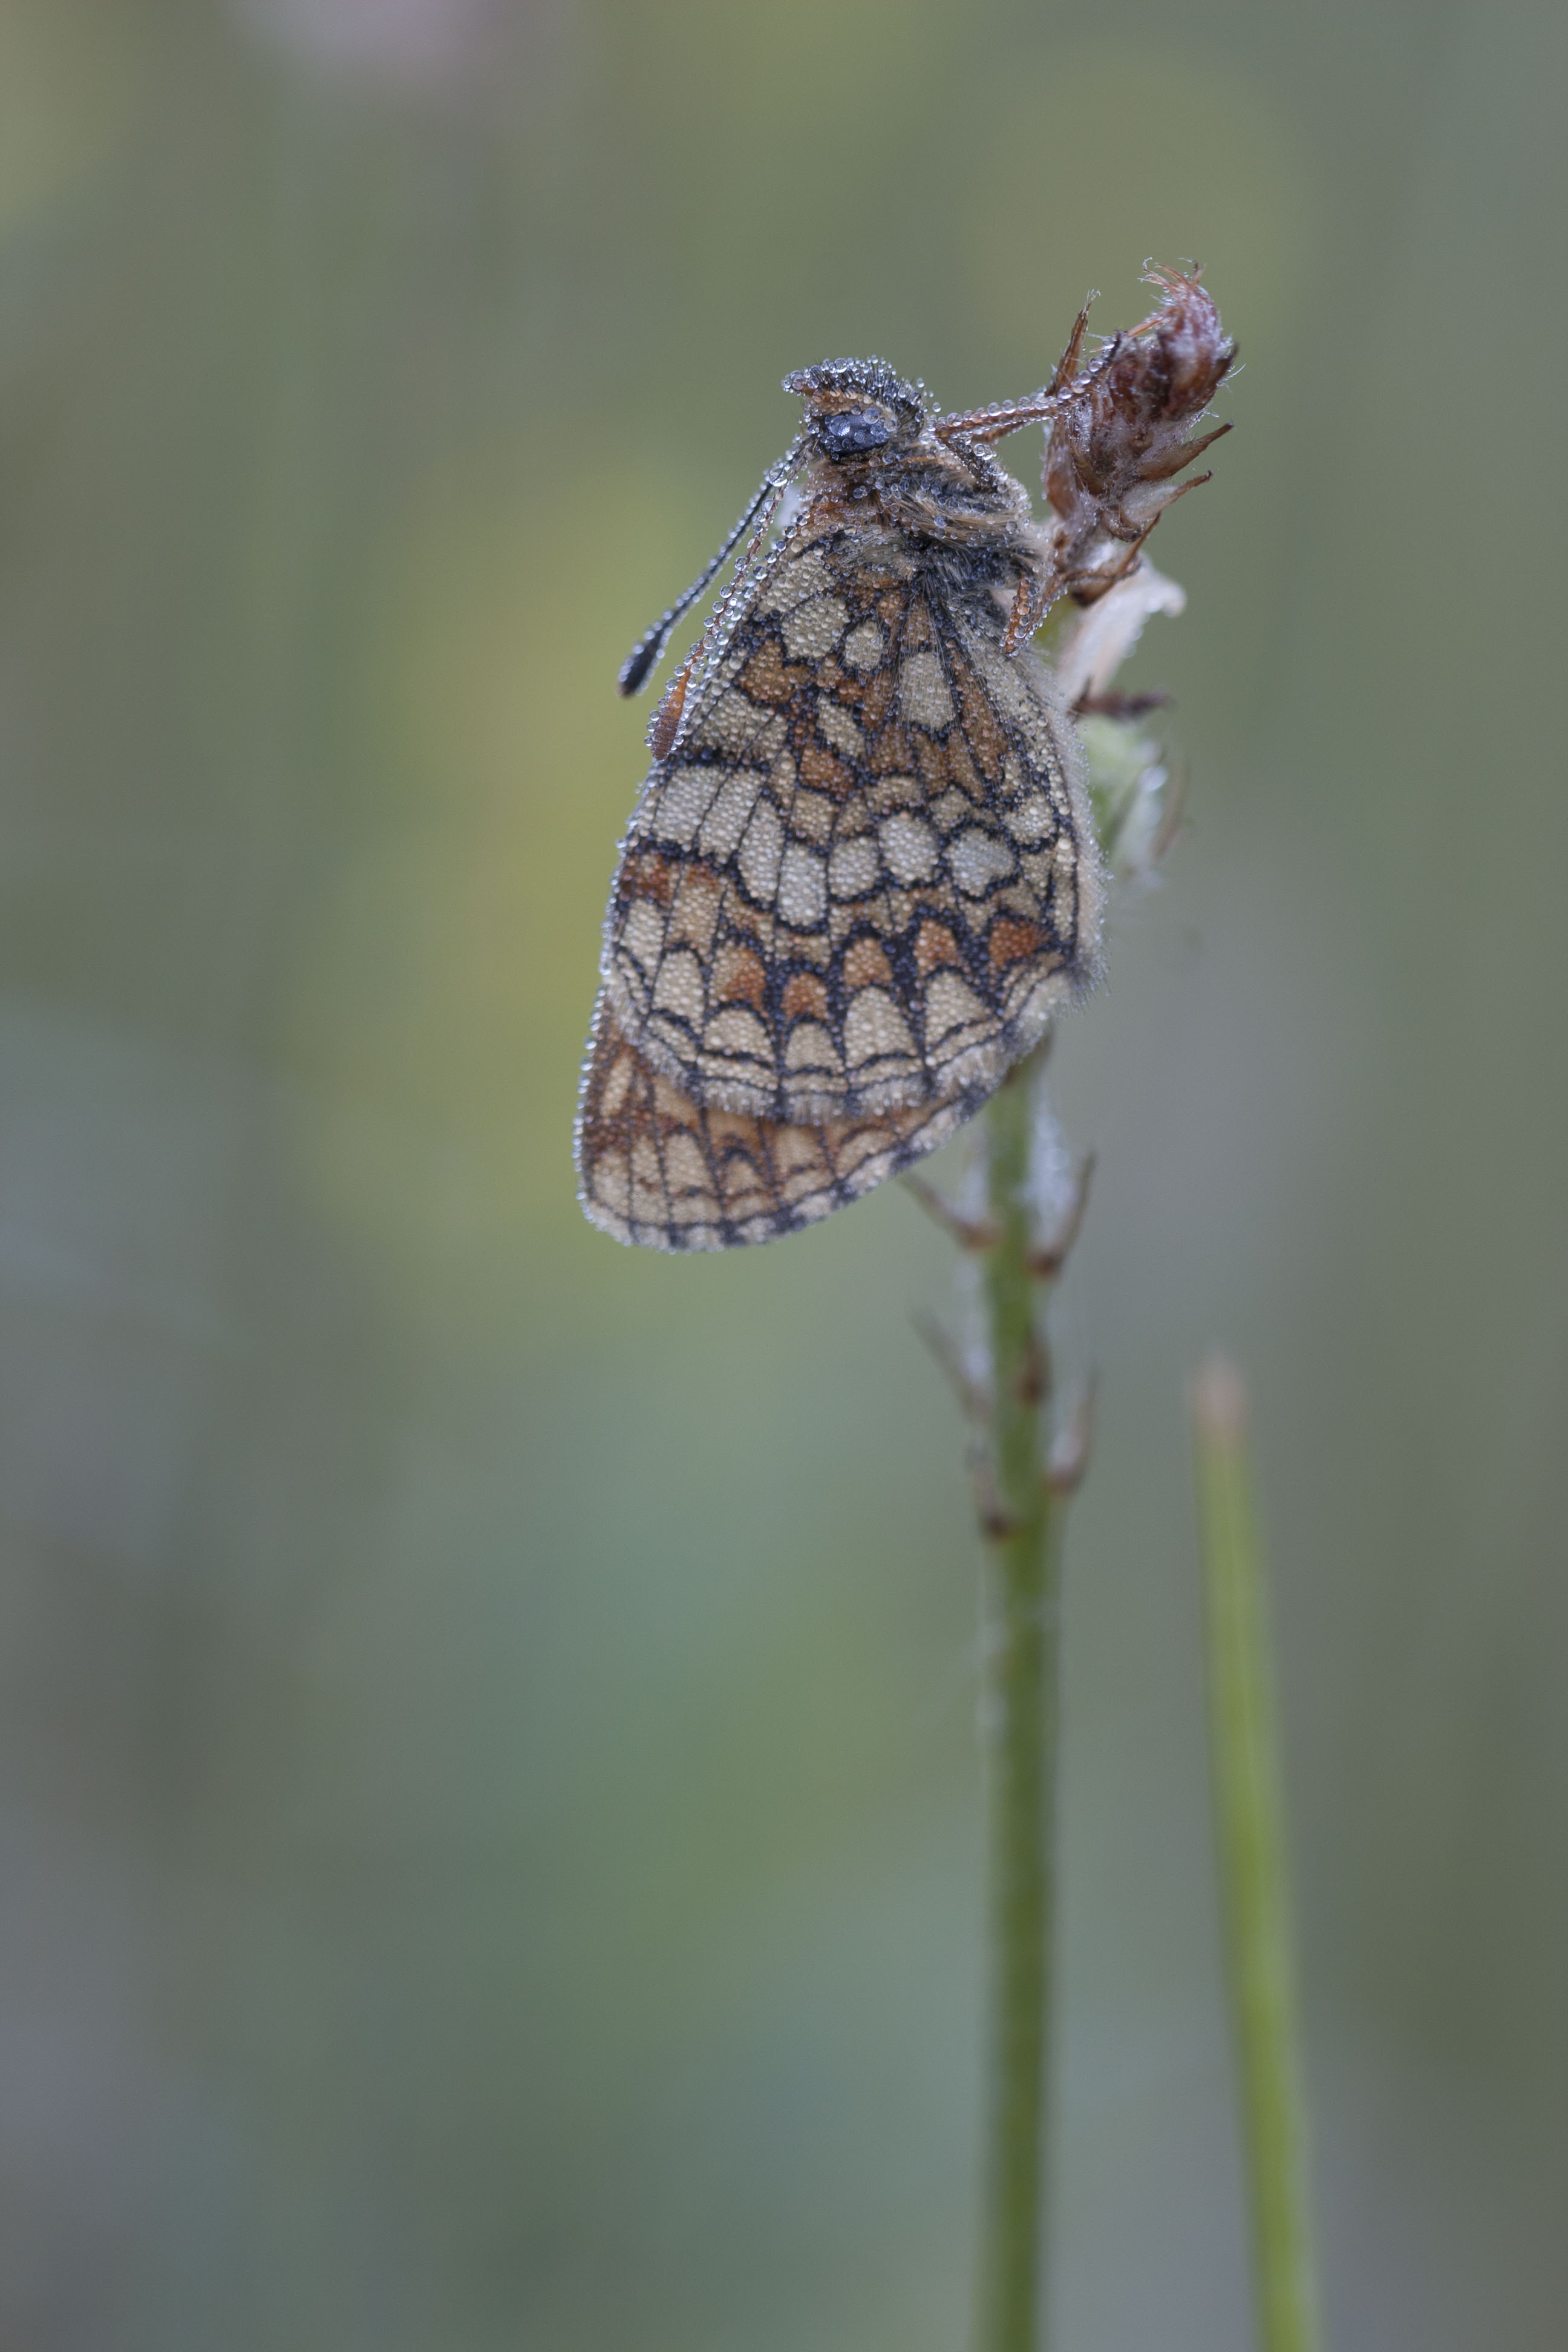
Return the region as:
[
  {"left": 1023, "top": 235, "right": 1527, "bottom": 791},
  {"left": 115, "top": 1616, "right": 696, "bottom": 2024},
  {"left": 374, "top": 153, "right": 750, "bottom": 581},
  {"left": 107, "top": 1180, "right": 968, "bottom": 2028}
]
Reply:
[{"left": 618, "top": 435, "right": 806, "bottom": 696}]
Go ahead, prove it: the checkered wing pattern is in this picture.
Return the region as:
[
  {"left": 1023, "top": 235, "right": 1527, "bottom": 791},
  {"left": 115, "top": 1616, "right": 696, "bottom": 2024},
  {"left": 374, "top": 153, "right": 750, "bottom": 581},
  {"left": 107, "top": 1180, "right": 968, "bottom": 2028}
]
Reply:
[
  {"left": 576, "top": 996, "right": 981, "bottom": 1253},
  {"left": 600, "top": 526, "right": 1102, "bottom": 1126}
]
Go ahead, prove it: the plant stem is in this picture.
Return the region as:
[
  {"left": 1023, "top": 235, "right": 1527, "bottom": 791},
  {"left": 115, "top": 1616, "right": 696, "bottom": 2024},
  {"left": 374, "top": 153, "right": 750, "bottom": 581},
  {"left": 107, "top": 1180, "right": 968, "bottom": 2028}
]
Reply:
[
  {"left": 975, "top": 1055, "right": 1063, "bottom": 2352},
  {"left": 1192, "top": 1360, "right": 1321, "bottom": 2352}
]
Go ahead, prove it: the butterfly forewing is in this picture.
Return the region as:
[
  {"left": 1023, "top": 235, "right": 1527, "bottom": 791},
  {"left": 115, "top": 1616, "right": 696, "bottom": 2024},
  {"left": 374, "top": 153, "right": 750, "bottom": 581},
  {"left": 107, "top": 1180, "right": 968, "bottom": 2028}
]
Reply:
[{"left": 601, "top": 523, "right": 1102, "bottom": 1126}]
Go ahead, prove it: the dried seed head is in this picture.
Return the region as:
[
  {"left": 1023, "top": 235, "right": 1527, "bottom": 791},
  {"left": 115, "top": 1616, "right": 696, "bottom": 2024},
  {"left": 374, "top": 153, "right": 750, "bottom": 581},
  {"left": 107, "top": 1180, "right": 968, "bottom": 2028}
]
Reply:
[{"left": 1041, "top": 268, "right": 1236, "bottom": 605}]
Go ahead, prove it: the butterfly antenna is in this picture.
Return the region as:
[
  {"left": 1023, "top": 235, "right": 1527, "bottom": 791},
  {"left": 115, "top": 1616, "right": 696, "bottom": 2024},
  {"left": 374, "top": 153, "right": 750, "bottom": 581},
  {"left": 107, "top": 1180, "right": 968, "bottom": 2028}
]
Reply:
[{"left": 618, "top": 434, "right": 806, "bottom": 696}]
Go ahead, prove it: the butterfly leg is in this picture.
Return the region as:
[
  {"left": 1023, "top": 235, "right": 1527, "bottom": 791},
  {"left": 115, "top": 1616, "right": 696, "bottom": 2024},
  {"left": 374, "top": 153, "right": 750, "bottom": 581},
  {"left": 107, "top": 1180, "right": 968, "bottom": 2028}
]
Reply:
[
  {"left": 938, "top": 301, "right": 1106, "bottom": 449},
  {"left": 1002, "top": 566, "right": 1057, "bottom": 655},
  {"left": 647, "top": 647, "right": 697, "bottom": 760}
]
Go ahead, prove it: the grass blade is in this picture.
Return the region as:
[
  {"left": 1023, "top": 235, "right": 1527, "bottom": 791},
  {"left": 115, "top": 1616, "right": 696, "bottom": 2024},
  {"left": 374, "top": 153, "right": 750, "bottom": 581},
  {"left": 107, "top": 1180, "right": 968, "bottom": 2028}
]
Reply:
[{"left": 1192, "top": 1357, "right": 1322, "bottom": 2352}]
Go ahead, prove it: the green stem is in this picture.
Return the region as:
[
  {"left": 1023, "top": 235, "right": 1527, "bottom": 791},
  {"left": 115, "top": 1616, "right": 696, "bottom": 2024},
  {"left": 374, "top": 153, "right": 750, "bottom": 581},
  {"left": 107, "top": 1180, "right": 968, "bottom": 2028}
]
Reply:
[
  {"left": 975, "top": 1058, "right": 1063, "bottom": 2352},
  {"left": 1192, "top": 1361, "right": 1321, "bottom": 2352}
]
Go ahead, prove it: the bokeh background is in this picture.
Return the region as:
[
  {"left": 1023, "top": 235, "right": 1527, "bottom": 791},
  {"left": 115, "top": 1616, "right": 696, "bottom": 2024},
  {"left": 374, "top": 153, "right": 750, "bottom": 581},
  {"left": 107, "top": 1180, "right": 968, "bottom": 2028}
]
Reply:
[{"left": 1, "top": 1, "right": 1564, "bottom": 2345}]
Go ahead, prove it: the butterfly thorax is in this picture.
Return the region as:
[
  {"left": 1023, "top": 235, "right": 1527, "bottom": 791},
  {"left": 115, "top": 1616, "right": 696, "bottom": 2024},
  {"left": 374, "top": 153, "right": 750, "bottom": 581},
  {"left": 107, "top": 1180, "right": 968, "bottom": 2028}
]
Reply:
[{"left": 795, "top": 423, "right": 1040, "bottom": 586}]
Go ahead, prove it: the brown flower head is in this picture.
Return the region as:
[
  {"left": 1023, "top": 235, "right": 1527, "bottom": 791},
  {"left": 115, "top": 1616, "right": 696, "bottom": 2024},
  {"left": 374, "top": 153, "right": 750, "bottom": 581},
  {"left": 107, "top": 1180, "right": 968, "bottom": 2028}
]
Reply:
[{"left": 1040, "top": 269, "right": 1236, "bottom": 609}]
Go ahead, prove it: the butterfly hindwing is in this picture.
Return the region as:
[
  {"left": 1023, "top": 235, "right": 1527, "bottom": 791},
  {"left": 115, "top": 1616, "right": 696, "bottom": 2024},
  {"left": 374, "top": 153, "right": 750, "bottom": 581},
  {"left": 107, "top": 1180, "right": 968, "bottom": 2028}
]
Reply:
[{"left": 575, "top": 995, "right": 982, "bottom": 1253}]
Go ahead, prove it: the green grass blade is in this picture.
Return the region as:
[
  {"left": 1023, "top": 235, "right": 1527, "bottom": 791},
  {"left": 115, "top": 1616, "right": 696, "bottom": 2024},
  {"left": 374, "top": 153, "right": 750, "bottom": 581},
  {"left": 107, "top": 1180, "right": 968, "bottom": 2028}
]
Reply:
[{"left": 1192, "top": 1358, "right": 1323, "bottom": 2352}]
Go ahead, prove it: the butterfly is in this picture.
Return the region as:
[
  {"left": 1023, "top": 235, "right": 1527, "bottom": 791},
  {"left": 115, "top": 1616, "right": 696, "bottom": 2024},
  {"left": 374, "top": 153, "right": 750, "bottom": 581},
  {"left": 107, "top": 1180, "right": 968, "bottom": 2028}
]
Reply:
[{"left": 577, "top": 274, "right": 1233, "bottom": 1251}]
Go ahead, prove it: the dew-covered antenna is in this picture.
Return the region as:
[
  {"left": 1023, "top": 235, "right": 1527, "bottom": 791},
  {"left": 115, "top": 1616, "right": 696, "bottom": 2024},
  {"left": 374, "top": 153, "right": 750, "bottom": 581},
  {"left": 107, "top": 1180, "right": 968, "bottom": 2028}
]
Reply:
[{"left": 617, "top": 434, "right": 806, "bottom": 696}]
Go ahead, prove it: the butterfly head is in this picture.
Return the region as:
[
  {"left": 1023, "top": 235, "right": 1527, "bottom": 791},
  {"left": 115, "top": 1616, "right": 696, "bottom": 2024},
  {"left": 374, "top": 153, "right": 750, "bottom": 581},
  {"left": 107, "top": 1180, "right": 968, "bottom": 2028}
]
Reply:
[{"left": 783, "top": 358, "right": 926, "bottom": 468}]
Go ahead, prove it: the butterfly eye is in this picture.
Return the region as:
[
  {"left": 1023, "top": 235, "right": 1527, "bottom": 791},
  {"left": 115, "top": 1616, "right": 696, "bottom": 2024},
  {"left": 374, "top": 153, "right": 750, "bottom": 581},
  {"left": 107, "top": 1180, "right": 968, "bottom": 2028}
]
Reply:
[{"left": 818, "top": 407, "right": 894, "bottom": 459}]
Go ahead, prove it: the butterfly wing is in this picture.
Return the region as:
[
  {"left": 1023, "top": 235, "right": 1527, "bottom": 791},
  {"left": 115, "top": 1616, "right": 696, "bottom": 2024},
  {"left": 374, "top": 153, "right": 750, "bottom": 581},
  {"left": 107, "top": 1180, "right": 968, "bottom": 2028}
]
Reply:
[
  {"left": 599, "top": 526, "right": 1103, "bottom": 1124},
  {"left": 575, "top": 994, "right": 981, "bottom": 1253}
]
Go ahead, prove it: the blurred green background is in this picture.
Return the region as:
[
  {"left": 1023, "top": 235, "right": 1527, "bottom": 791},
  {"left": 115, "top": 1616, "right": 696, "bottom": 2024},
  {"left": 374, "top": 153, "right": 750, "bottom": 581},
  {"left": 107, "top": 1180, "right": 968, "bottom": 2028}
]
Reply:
[{"left": 1, "top": 1, "right": 1564, "bottom": 2345}]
